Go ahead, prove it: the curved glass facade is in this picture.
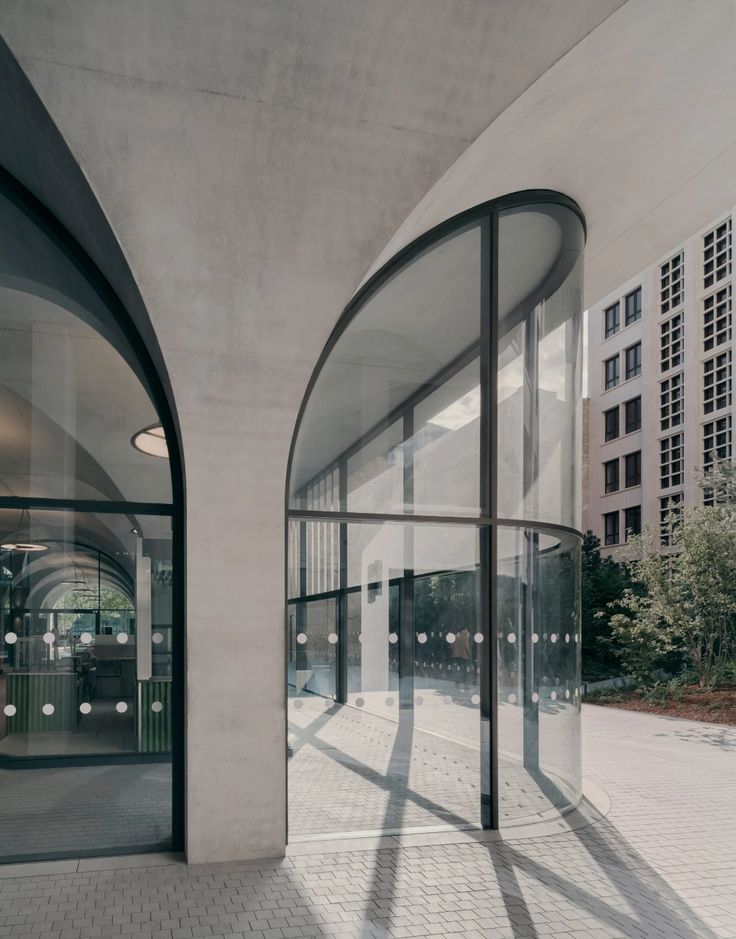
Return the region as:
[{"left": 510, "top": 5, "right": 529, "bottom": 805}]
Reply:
[
  {"left": 287, "top": 195, "right": 584, "bottom": 837},
  {"left": 0, "top": 177, "right": 180, "bottom": 862}
]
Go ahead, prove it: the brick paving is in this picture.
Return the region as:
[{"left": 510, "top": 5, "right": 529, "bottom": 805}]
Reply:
[{"left": 0, "top": 705, "right": 734, "bottom": 937}]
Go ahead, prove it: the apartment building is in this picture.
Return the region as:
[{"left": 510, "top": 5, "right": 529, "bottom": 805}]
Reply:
[{"left": 585, "top": 209, "right": 734, "bottom": 555}]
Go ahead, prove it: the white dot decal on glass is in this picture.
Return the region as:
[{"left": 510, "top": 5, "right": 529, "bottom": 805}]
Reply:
[
  {"left": 79, "top": 702, "right": 92, "bottom": 715},
  {"left": 43, "top": 632, "right": 55, "bottom": 645},
  {"left": 151, "top": 701, "right": 163, "bottom": 713},
  {"left": 296, "top": 633, "right": 307, "bottom": 645},
  {"left": 508, "top": 693, "right": 517, "bottom": 704},
  {"left": 385, "top": 696, "right": 395, "bottom": 707},
  {"left": 531, "top": 633, "right": 539, "bottom": 644},
  {"left": 417, "top": 632, "right": 427, "bottom": 644},
  {"left": 415, "top": 695, "right": 423, "bottom": 706},
  {"left": 117, "top": 633, "right": 128, "bottom": 645},
  {"left": 388, "top": 632, "right": 398, "bottom": 644},
  {"left": 357, "top": 633, "right": 363, "bottom": 643},
  {"left": 550, "top": 633, "right": 558, "bottom": 643},
  {"left": 443, "top": 695, "right": 453, "bottom": 705},
  {"left": 474, "top": 632, "right": 484, "bottom": 644},
  {"left": 4, "top": 632, "right": 17, "bottom": 645},
  {"left": 327, "top": 632, "right": 338, "bottom": 644},
  {"left": 575, "top": 688, "right": 579, "bottom": 697},
  {"left": 565, "top": 689, "right": 571, "bottom": 699},
  {"left": 574, "top": 633, "right": 579, "bottom": 643},
  {"left": 116, "top": 701, "right": 128, "bottom": 714},
  {"left": 470, "top": 694, "right": 480, "bottom": 706},
  {"left": 446, "top": 632, "right": 456, "bottom": 644},
  {"left": 565, "top": 633, "right": 570, "bottom": 643},
  {"left": 3, "top": 705, "right": 16, "bottom": 717},
  {"left": 80, "top": 632, "right": 93, "bottom": 645},
  {"left": 531, "top": 692, "right": 539, "bottom": 703},
  {"left": 152, "top": 632, "right": 164, "bottom": 644},
  {"left": 355, "top": 697, "right": 365, "bottom": 708},
  {"left": 551, "top": 691, "right": 557, "bottom": 701},
  {"left": 42, "top": 703, "right": 54, "bottom": 716},
  {"left": 507, "top": 632, "right": 516, "bottom": 644},
  {"left": 293, "top": 699, "right": 303, "bottom": 710}
]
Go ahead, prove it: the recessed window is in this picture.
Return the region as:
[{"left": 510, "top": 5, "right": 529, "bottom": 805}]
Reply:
[
  {"left": 624, "top": 396, "right": 641, "bottom": 434},
  {"left": 660, "top": 252, "right": 683, "bottom": 314},
  {"left": 660, "top": 493, "right": 684, "bottom": 546},
  {"left": 604, "top": 458, "right": 619, "bottom": 494},
  {"left": 703, "top": 218, "right": 732, "bottom": 290},
  {"left": 660, "top": 312, "right": 683, "bottom": 372},
  {"left": 604, "top": 355, "right": 619, "bottom": 390},
  {"left": 703, "top": 416, "right": 733, "bottom": 506},
  {"left": 660, "top": 432, "right": 684, "bottom": 489},
  {"left": 625, "top": 287, "right": 642, "bottom": 326},
  {"left": 703, "top": 285, "right": 732, "bottom": 353},
  {"left": 624, "top": 451, "right": 641, "bottom": 488},
  {"left": 604, "top": 302, "right": 620, "bottom": 339},
  {"left": 659, "top": 373, "right": 684, "bottom": 430},
  {"left": 624, "top": 506, "right": 641, "bottom": 540},
  {"left": 604, "top": 406, "right": 620, "bottom": 442},
  {"left": 604, "top": 511, "right": 619, "bottom": 546},
  {"left": 625, "top": 342, "right": 641, "bottom": 380},
  {"left": 703, "top": 350, "right": 732, "bottom": 415}
]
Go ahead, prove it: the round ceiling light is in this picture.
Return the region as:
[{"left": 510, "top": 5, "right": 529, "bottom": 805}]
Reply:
[
  {"left": 131, "top": 423, "right": 168, "bottom": 459},
  {"left": 0, "top": 542, "right": 48, "bottom": 552}
]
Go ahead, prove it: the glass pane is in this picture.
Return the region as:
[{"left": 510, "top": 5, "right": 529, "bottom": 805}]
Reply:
[
  {"left": 0, "top": 189, "right": 172, "bottom": 503},
  {"left": 290, "top": 223, "right": 482, "bottom": 515},
  {"left": 288, "top": 520, "right": 481, "bottom": 837},
  {"left": 0, "top": 508, "right": 174, "bottom": 860},
  {"left": 496, "top": 204, "right": 584, "bottom": 529},
  {"left": 496, "top": 525, "right": 581, "bottom": 825}
]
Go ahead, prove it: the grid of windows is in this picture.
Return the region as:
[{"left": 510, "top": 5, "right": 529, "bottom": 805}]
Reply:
[
  {"left": 624, "top": 396, "right": 641, "bottom": 434},
  {"left": 660, "top": 312, "right": 684, "bottom": 372},
  {"left": 703, "top": 350, "right": 732, "bottom": 415},
  {"left": 703, "top": 285, "right": 732, "bottom": 352},
  {"left": 660, "top": 432, "right": 684, "bottom": 489},
  {"left": 703, "top": 218, "right": 732, "bottom": 289},
  {"left": 660, "top": 493, "right": 684, "bottom": 547},
  {"left": 660, "top": 252, "right": 683, "bottom": 314},
  {"left": 659, "top": 372, "right": 684, "bottom": 430},
  {"left": 625, "top": 342, "right": 641, "bottom": 380},
  {"left": 703, "top": 415, "right": 733, "bottom": 506},
  {"left": 624, "top": 505, "right": 641, "bottom": 541},
  {"left": 604, "top": 510, "right": 619, "bottom": 546},
  {"left": 604, "top": 406, "right": 619, "bottom": 442},
  {"left": 625, "top": 287, "right": 642, "bottom": 326},
  {"left": 604, "top": 302, "right": 620, "bottom": 339},
  {"left": 604, "top": 458, "right": 619, "bottom": 494},
  {"left": 605, "top": 354, "right": 619, "bottom": 390},
  {"left": 624, "top": 451, "right": 641, "bottom": 488}
]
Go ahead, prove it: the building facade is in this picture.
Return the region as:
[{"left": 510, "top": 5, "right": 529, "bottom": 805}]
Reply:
[{"left": 585, "top": 208, "right": 735, "bottom": 554}]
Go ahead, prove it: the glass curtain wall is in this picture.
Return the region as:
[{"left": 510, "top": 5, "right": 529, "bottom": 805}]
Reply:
[
  {"left": 0, "top": 179, "right": 179, "bottom": 861},
  {"left": 287, "top": 196, "right": 584, "bottom": 838}
]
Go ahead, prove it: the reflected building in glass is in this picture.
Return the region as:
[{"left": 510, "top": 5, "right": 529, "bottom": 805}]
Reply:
[{"left": 287, "top": 195, "right": 584, "bottom": 836}]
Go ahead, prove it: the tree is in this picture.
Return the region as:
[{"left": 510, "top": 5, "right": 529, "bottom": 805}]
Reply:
[
  {"left": 610, "top": 459, "right": 736, "bottom": 687},
  {"left": 580, "top": 531, "right": 633, "bottom": 678}
]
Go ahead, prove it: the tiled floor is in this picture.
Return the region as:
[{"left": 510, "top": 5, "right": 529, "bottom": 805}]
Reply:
[{"left": 0, "top": 705, "right": 735, "bottom": 938}]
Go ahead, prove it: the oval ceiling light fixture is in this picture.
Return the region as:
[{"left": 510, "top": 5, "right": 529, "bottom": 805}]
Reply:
[
  {"left": 131, "top": 423, "right": 169, "bottom": 459},
  {"left": 1, "top": 542, "right": 48, "bottom": 552}
]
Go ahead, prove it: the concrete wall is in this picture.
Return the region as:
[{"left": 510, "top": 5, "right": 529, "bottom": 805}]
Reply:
[{"left": 0, "top": 0, "right": 734, "bottom": 863}]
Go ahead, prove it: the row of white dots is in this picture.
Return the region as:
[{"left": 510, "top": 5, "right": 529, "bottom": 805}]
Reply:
[
  {"left": 2, "top": 701, "right": 164, "bottom": 717},
  {"left": 295, "top": 631, "right": 579, "bottom": 645},
  {"left": 291, "top": 688, "right": 582, "bottom": 710},
  {"left": 3, "top": 632, "right": 165, "bottom": 645}
]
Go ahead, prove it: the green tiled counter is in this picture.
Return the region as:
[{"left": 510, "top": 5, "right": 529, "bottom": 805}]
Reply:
[
  {"left": 138, "top": 679, "right": 172, "bottom": 753},
  {"left": 5, "top": 672, "right": 77, "bottom": 732}
]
